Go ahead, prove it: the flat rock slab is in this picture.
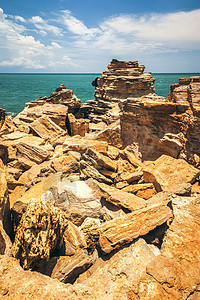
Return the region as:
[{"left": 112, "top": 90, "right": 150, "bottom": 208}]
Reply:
[
  {"left": 51, "top": 249, "right": 94, "bottom": 283},
  {"left": 98, "top": 203, "right": 173, "bottom": 254},
  {"left": 97, "top": 182, "right": 146, "bottom": 211},
  {"left": 30, "top": 116, "right": 66, "bottom": 141},
  {"left": 143, "top": 154, "right": 200, "bottom": 192},
  {"left": 16, "top": 142, "right": 50, "bottom": 165}
]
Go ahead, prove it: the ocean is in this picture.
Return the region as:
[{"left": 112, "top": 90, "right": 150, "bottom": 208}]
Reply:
[{"left": 0, "top": 73, "right": 199, "bottom": 117}]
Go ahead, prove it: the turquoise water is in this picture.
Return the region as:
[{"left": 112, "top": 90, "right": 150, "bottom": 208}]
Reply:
[{"left": 0, "top": 73, "right": 199, "bottom": 116}]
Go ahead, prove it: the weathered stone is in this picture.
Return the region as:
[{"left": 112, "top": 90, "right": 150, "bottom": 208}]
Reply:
[
  {"left": 29, "top": 115, "right": 66, "bottom": 142},
  {"left": 83, "top": 148, "right": 117, "bottom": 171},
  {"left": 18, "top": 160, "right": 52, "bottom": 185},
  {"left": 80, "top": 160, "right": 113, "bottom": 184},
  {"left": 67, "top": 113, "right": 89, "bottom": 137},
  {"left": 94, "top": 121, "right": 122, "bottom": 148},
  {"left": 51, "top": 249, "right": 94, "bottom": 283},
  {"left": 14, "top": 102, "right": 68, "bottom": 129},
  {"left": 0, "top": 255, "right": 93, "bottom": 299},
  {"left": 77, "top": 239, "right": 160, "bottom": 299},
  {"left": 16, "top": 142, "right": 50, "bottom": 165},
  {"left": 49, "top": 179, "right": 111, "bottom": 226},
  {"left": 114, "top": 168, "right": 143, "bottom": 183},
  {"left": 122, "top": 183, "right": 157, "bottom": 199},
  {"left": 0, "top": 221, "right": 12, "bottom": 255},
  {"left": 63, "top": 221, "right": 86, "bottom": 256},
  {"left": 97, "top": 203, "right": 173, "bottom": 253},
  {"left": 11, "top": 195, "right": 68, "bottom": 270},
  {"left": 97, "top": 182, "right": 146, "bottom": 211},
  {"left": 143, "top": 155, "right": 200, "bottom": 192},
  {"left": 63, "top": 135, "right": 108, "bottom": 154},
  {"left": 107, "top": 145, "right": 120, "bottom": 160}
]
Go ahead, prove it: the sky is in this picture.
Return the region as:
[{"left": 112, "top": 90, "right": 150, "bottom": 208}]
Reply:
[{"left": 0, "top": 0, "right": 200, "bottom": 73}]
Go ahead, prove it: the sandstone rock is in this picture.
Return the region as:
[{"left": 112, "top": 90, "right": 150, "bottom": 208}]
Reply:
[
  {"left": 168, "top": 76, "right": 200, "bottom": 108},
  {"left": 114, "top": 168, "right": 143, "bottom": 183},
  {"left": 132, "top": 195, "right": 200, "bottom": 299},
  {"left": 11, "top": 173, "right": 62, "bottom": 208},
  {"left": 63, "top": 221, "right": 86, "bottom": 256},
  {"left": 123, "top": 146, "right": 143, "bottom": 167},
  {"left": 120, "top": 94, "right": 200, "bottom": 165},
  {"left": 49, "top": 178, "right": 111, "bottom": 226},
  {"left": 0, "top": 108, "right": 6, "bottom": 129},
  {"left": 51, "top": 249, "right": 94, "bottom": 283},
  {"left": 11, "top": 195, "right": 68, "bottom": 270},
  {"left": 16, "top": 141, "right": 50, "bottom": 166},
  {"left": 122, "top": 183, "right": 157, "bottom": 199},
  {"left": 29, "top": 115, "right": 66, "bottom": 142},
  {"left": 63, "top": 135, "right": 108, "bottom": 154},
  {"left": 0, "top": 255, "right": 93, "bottom": 299},
  {"left": 97, "top": 182, "right": 146, "bottom": 212},
  {"left": 80, "top": 160, "right": 113, "bottom": 184},
  {"left": 94, "top": 121, "right": 122, "bottom": 148},
  {"left": 107, "top": 145, "right": 120, "bottom": 160},
  {"left": 143, "top": 155, "right": 200, "bottom": 192},
  {"left": 0, "top": 221, "right": 12, "bottom": 255},
  {"left": 97, "top": 203, "right": 173, "bottom": 254},
  {"left": 80, "top": 217, "right": 101, "bottom": 254},
  {"left": 76, "top": 239, "right": 160, "bottom": 299},
  {"left": 9, "top": 185, "right": 27, "bottom": 208},
  {"left": 18, "top": 160, "right": 53, "bottom": 185},
  {"left": 67, "top": 113, "right": 89, "bottom": 137},
  {"left": 14, "top": 102, "right": 68, "bottom": 130},
  {"left": 83, "top": 148, "right": 117, "bottom": 171}
]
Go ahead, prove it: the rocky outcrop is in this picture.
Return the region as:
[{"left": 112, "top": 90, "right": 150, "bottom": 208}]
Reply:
[
  {"left": 0, "top": 108, "right": 6, "bottom": 129},
  {"left": 168, "top": 76, "right": 200, "bottom": 108},
  {"left": 0, "top": 60, "right": 200, "bottom": 299},
  {"left": 120, "top": 93, "right": 200, "bottom": 165}
]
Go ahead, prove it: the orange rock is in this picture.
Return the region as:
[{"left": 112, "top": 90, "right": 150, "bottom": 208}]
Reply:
[
  {"left": 67, "top": 113, "right": 89, "bottom": 137},
  {"left": 143, "top": 155, "right": 200, "bottom": 192}
]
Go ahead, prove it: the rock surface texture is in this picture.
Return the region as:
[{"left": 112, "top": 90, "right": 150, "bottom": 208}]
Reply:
[{"left": 0, "top": 60, "right": 200, "bottom": 299}]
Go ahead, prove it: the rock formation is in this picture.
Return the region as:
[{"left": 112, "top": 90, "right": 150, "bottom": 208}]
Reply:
[{"left": 0, "top": 60, "right": 200, "bottom": 299}]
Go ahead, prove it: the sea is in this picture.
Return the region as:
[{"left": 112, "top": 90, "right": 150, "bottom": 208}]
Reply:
[{"left": 0, "top": 73, "right": 200, "bottom": 117}]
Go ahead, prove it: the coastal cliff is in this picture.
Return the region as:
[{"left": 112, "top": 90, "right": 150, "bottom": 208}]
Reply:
[{"left": 0, "top": 60, "right": 200, "bottom": 299}]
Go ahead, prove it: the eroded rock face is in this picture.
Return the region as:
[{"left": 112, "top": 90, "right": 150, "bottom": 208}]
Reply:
[
  {"left": 121, "top": 77, "right": 200, "bottom": 166},
  {"left": 11, "top": 195, "right": 68, "bottom": 270}
]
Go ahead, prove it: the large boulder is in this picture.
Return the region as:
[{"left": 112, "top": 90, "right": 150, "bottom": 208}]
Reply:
[{"left": 143, "top": 155, "right": 200, "bottom": 192}]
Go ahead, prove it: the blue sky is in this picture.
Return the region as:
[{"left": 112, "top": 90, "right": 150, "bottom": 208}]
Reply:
[{"left": 0, "top": 0, "right": 200, "bottom": 72}]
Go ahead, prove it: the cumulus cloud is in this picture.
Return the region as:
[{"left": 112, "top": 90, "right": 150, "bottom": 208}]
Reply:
[{"left": 0, "top": 8, "right": 74, "bottom": 70}]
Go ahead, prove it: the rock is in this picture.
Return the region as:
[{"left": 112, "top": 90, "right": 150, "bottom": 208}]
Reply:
[
  {"left": 51, "top": 249, "right": 94, "bottom": 283},
  {"left": 29, "top": 115, "right": 66, "bottom": 142},
  {"left": 0, "top": 221, "right": 12, "bottom": 255},
  {"left": 63, "top": 221, "right": 86, "bottom": 256},
  {"left": 97, "top": 203, "right": 173, "bottom": 254},
  {"left": 83, "top": 148, "right": 117, "bottom": 171},
  {"left": 18, "top": 160, "right": 53, "bottom": 185},
  {"left": 49, "top": 179, "right": 111, "bottom": 226},
  {"left": 120, "top": 92, "right": 200, "bottom": 165},
  {"left": 80, "top": 160, "right": 113, "bottom": 184},
  {"left": 168, "top": 76, "right": 200, "bottom": 108},
  {"left": 122, "top": 183, "right": 157, "bottom": 200},
  {"left": 114, "top": 168, "right": 143, "bottom": 183},
  {"left": 95, "top": 59, "right": 156, "bottom": 102},
  {"left": 143, "top": 155, "right": 200, "bottom": 192},
  {"left": 97, "top": 182, "right": 146, "bottom": 212},
  {"left": 94, "top": 121, "right": 122, "bottom": 148},
  {"left": 0, "top": 108, "right": 6, "bottom": 129},
  {"left": 133, "top": 195, "right": 200, "bottom": 299},
  {"left": 16, "top": 142, "right": 50, "bottom": 166},
  {"left": 11, "top": 173, "right": 62, "bottom": 208},
  {"left": 67, "top": 113, "right": 89, "bottom": 137},
  {"left": 123, "top": 146, "right": 143, "bottom": 167},
  {"left": 14, "top": 102, "right": 68, "bottom": 130},
  {"left": 76, "top": 239, "right": 160, "bottom": 299},
  {"left": 0, "top": 255, "right": 93, "bottom": 299},
  {"left": 63, "top": 135, "right": 108, "bottom": 154},
  {"left": 11, "top": 195, "right": 68, "bottom": 270},
  {"left": 80, "top": 217, "right": 101, "bottom": 254}
]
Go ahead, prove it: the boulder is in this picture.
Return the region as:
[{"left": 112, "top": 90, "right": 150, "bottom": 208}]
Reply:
[
  {"left": 97, "top": 182, "right": 146, "bottom": 212},
  {"left": 67, "top": 113, "right": 89, "bottom": 137},
  {"left": 83, "top": 148, "right": 117, "bottom": 171},
  {"left": 143, "top": 155, "right": 200, "bottom": 192},
  {"left": 80, "top": 160, "right": 113, "bottom": 184},
  {"left": 11, "top": 195, "right": 68, "bottom": 270},
  {"left": 16, "top": 142, "right": 50, "bottom": 166},
  {"left": 122, "top": 183, "right": 157, "bottom": 200},
  {"left": 48, "top": 179, "right": 111, "bottom": 226},
  {"left": 97, "top": 203, "right": 173, "bottom": 254},
  {"left": 0, "top": 221, "right": 12, "bottom": 255},
  {"left": 51, "top": 249, "right": 94, "bottom": 283},
  {"left": 29, "top": 115, "right": 66, "bottom": 142}
]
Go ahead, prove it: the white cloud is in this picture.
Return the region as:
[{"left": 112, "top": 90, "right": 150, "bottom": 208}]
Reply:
[
  {"left": 0, "top": 8, "right": 74, "bottom": 70},
  {"left": 61, "top": 10, "right": 101, "bottom": 39},
  {"left": 14, "top": 15, "right": 26, "bottom": 23},
  {"left": 30, "top": 15, "right": 63, "bottom": 36}
]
